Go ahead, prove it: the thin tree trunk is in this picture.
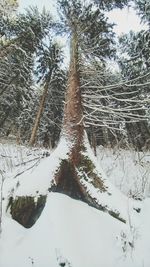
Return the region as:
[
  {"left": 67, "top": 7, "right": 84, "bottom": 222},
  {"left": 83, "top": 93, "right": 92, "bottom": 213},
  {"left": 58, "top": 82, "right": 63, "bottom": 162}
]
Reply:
[
  {"left": 29, "top": 80, "right": 50, "bottom": 146},
  {"left": 0, "top": 171, "right": 4, "bottom": 235},
  {"left": 91, "top": 126, "right": 97, "bottom": 156}
]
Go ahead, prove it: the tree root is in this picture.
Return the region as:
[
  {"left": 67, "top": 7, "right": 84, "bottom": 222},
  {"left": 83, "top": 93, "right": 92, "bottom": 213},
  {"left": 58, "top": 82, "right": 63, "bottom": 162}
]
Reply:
[{"left": 51, "top": 154, "right": 126, "bottom": 224}]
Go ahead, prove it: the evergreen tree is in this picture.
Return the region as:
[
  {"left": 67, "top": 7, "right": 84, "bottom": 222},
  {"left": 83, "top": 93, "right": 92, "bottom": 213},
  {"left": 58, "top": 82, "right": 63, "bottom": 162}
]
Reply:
[
  {"left": 93, "top": 0, "right": 129, "bottom": 10},
  {"left": 38, "top": 68, "right": 66, "bottom": 148},
  {"left": 134, "top": 0, "right": 150, "bottom": 25},
  {"left": 0, "top": 45, "right": 33, "bottom": 135},
  {"left": 0, "top": 7, "right": 55, "bottom": 137},
  {"left": 29, "top": 40, "right": 66, "bottom": 146},
  {"left": 47, "top": 0, "right": 128, "bottom": 221},
  {"left": 119, "top": 30, "right": 150, "bottom": 78},
  {"left": 118, "top": 4, "right": 150, "bottom": 150},
  {"left": 0, "top": 0, "right": 18, "bottom": 18},
  {"left": 8, "top": 0, "right": 134, "bottom": 227},
  {"left": 81, "top": 61, "right": 125, "bottom": 149}
]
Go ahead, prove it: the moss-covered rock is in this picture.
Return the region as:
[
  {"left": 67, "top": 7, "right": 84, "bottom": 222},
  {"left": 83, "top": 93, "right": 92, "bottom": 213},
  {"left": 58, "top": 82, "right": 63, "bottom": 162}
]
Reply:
[{"left": 7, "top": 195, "right": 46, "bottom": 228}]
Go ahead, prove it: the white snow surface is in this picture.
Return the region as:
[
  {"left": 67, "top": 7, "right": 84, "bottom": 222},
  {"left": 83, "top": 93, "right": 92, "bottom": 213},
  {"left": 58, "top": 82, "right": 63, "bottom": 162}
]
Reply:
[
  {"left": 0, "top": 193, "right": 150, "bottom": 267},
  {"left": 2, "top": 137, "right": 70, "bottom": 198},
  {"left": 0, "top": 141, "right": 150, "bottom": 267},
  {"left": 97, "top": 146, "right": 150, "bottom": 199}
]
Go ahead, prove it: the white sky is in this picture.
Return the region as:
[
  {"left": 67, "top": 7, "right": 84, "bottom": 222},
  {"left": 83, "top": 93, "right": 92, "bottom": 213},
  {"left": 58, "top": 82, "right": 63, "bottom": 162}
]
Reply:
[
  {"left": 107, "top": 7, "right": 147, "bottom": 35},
  {"left": 18, "top": 0, "right": 147, "bottom": 35},
  {"left": 18, "top": 0, "right": 148, "bottom": 70}
]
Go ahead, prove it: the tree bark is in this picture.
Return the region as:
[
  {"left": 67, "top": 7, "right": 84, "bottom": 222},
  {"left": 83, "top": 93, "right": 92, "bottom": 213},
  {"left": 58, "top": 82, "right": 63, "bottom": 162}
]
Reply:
[
  {"left": 29, "top": 79, "right": 50, "bottom": 146},
  {"left": 62, "top": 29, "right": 84, "bottom": 164}
]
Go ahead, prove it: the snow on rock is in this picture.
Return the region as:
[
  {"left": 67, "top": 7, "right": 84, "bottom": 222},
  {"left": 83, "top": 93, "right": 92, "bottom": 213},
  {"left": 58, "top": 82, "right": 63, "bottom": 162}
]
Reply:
[{"left": 1, "top": 192, "right": 148, "bottom": 267}]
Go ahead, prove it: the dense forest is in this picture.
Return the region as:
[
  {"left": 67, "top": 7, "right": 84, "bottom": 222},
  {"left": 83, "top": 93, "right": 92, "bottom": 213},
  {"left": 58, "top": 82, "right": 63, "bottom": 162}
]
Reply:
[
  {"left": 0, "top": 0, "right": 149, "bottom": 151},
  {"left": 0, "top": 1, "right": 150, "bottom": 267}
]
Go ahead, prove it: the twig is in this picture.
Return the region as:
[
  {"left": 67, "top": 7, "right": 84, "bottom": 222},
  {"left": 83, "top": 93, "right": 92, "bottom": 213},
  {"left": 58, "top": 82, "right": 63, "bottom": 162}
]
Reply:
[{"left": 13, "top": 159, "right": 41, "bottom": 179}]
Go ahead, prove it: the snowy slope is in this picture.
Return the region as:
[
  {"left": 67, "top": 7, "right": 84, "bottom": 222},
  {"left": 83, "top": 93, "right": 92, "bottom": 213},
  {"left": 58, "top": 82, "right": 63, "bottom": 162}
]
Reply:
[
  {"left": 0, "top": 193, "right": 150, "bottom": 267},
  {"left": 0, "top": 142, "right": 150, "bottom": 267}
]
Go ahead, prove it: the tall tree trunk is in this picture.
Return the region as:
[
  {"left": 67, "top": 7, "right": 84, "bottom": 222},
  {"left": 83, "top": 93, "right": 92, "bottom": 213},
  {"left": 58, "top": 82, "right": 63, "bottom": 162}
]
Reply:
[
  {"left": 52, "top": 31, "right": 126, "bottom": 224},
  {"left": 62, "top": 30, "right": 84, "bottom": 164},
  {"left": 29, "top": 79, "right": 50, "bottom": 146},
  {"left": 52, "top": 29, "right": 87, "bottom": 199}
]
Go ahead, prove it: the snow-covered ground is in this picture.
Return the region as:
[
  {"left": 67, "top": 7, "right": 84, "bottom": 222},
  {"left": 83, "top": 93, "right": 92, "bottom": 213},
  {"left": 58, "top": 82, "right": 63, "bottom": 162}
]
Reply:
[
  {"left": 1, "top": 193, "right": 150, "bottom": 267},
  {"left": 0, "top": 142, "right": 150, "bottom": 267},
  {"left": 97, "top": 146, "right": 150, "bottom": 199}
]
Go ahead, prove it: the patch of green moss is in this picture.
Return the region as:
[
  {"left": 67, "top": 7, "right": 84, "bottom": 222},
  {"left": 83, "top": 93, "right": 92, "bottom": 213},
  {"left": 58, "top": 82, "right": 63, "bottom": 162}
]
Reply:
[
  {"left": 80, "top": 144, "right": 87, "bottom": 153},
  {"left": 7, "top": 195, "right": 47, "bottom": 228},
  {"left": 78, "top": 154, "right": 106, "bottom": 192}
]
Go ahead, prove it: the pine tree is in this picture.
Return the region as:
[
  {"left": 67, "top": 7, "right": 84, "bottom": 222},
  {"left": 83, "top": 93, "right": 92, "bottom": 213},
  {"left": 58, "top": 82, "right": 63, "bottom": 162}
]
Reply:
[
  {"left": 134, "top": 0, "right": 150, "bottom": 25},
  {"left": 0, "top": 0, "right": 18, "bottom": 18},
  {"left": 93, "top": 0, "right": 129, "bottom": 10},
  {"left": 118, "top": 31, "right": 150, "bottom": 149},
  {"left": 0, "top": 7, "right": 55, "bottom": 137},
  {"left": 0, "top": 45, "right": 33, "bottom": 136},
  {"left": 8, "top": 0, "right": 131, "bottom": 228},
  {"left": 29, "top": 41, "right": 65, "bottom": 146},
  {"left": 49, "top": 0, "right": 127, "bottom": 221},
  {"left": 37, "top": 68, "right": 66, "bottom": 148}
]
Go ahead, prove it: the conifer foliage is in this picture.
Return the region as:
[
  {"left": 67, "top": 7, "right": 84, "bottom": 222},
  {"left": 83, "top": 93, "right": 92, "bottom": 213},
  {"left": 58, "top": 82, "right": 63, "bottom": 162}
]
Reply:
[
  {"left": 0, "top": 7, "right": 57, "bottom": 139},
  {"left": 29, "top": 41, "right": 66, "bottom": 147},
  {"left": 118, "top": 0, "right": 150, "bottom": 150}
]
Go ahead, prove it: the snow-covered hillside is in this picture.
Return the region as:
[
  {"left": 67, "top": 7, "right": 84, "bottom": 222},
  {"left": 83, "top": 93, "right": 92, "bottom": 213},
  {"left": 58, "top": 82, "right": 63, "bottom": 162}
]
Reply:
[{"left": 0, "top": 142, "right": 150, "bottom": 267}]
